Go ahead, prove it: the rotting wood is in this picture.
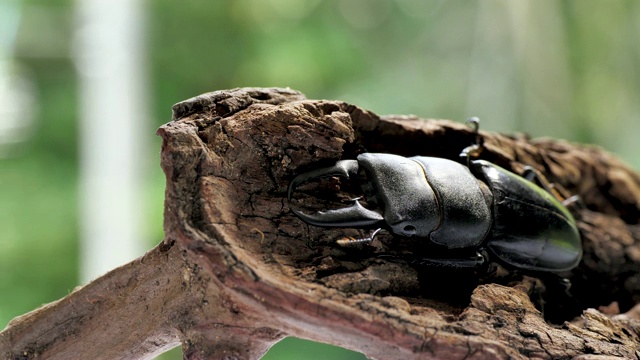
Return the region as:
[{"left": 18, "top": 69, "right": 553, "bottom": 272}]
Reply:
[{"left": 2, "top": 87, "right": 640, "bottom": 360}]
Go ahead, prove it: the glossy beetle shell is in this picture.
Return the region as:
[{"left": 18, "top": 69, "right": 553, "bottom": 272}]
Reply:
[
  {"left": 358, "top": 154, "right": 492, "bottom": 248},
  {"left": 289, "top": 153, "right": 583, "bottom": 273},
  {"left": 471, "top": 160, "right": 582, "bottom": 272}
]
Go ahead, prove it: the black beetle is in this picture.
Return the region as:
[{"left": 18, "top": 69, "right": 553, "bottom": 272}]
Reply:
[{"left": 288, "top": 120, "right": 582, "bottom": 274}]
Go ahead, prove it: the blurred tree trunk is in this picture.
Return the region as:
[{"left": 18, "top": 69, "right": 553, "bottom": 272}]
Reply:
[{"left": 2, "top": 87, "right": 640, "bottom": 360}]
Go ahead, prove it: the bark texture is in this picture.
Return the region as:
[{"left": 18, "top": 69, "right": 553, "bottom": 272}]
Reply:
[{"left": 2, "top": 87, "right": 640, "bottom": 360}]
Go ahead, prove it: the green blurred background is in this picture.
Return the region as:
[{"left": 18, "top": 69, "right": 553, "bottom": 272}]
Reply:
[{"left": 1, "top": 0, "right": 639, "bottom": 359}]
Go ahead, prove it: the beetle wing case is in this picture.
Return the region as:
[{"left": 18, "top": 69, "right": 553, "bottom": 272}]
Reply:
[{"left": 471, "top": 160, "right": 582, "bottom": 272}]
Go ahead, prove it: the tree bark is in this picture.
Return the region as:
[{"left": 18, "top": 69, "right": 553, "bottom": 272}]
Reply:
[{"left": 2, "top": 87, "right": 640, "bottom": 359}]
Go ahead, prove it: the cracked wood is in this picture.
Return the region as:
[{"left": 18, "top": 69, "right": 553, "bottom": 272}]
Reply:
[{"left": 1, "top": 87, "right": 639, "bottom": 360}]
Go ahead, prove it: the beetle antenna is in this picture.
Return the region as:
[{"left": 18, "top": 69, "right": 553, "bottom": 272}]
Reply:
[
  {"left": 336, "top": 228, "right": 382, "bottom": 246},
  {"left": 460, "top": 117, "right": 484, "bottom": 167},
  {"left": 465, "top": 116, "right": 480, "bottom": 134},
  {"left": 466, "top": 116, "right": 484, "bottom": 149}
]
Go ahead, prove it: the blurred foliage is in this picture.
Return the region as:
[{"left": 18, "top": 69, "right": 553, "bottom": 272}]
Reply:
[
  {"left": 262, "top": 337, "right": 367, "bottom": 360},
  {"left": 2, "top": 0, "right": 640, "bottom": 359}
]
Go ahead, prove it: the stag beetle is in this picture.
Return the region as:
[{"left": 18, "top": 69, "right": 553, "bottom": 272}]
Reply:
[{"left": 287, "top": 119, "right": 582, "bottom": 274}]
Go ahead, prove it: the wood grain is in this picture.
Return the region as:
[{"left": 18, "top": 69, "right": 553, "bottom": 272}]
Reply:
[{"left": 2, "top": 87, "right": 639, "bottom": 359}]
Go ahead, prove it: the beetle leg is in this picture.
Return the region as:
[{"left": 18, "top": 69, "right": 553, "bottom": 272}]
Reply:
[
  {"left": 521, "top": 166, "right": 586, "bottom": 218},
  {"left": 413, "top": 250, "right": 488, "bottom": 270},
  {"left": 538, "top": 273, "right": 576, "bottom": 305},
  {"left": 521, "top": 167, "right": 580, "bottom": 204},
  {"left": 561, "top": 195, "right": 585, "bottom": 210},
  {"left": 287, "top": 160, "right": 360, "bottom": 200},
  {"left": 336, "top": 228, "right": 382, "bottom": 246},
  {"left": 522, "top": 166, "right": 563, "bottom": 198},
  {"left": 377, "top": 250, "right": 488, "bottom": 270}
]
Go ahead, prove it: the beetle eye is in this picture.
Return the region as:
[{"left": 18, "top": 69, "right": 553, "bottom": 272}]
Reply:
[{"left": 403, "top": 225, "right": 417, "bottom": 236}]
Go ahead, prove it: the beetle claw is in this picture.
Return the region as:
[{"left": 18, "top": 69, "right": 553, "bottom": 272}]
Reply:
[
  {"left": 290, "top": 199, "right": 384, "bottom": 228},
  {"left": 287, "top": 160, "right": 360, "bottom": 200},
  {"left": 288, "top": 160, "right": 385, "bottom": 228}
]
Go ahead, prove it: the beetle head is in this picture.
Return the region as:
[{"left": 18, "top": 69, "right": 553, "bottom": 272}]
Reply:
[
  {"left": 287, "top": 159, "right": 385, "bottom": 228},
  {"left": 288, "top": 154, "right": 441, "bottom": 238},
  {"left": 356, "top": 153, "right": 440, "bottom": 237}
]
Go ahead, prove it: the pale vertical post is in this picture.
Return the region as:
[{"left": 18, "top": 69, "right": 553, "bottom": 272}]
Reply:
[{"left": 74, "top": 0, "right": 148, "bottom": 282}]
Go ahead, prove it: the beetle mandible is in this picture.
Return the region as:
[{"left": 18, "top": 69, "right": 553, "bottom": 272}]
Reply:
[{"left": 287, "top": 118, "right": 582, "bottom": 274}]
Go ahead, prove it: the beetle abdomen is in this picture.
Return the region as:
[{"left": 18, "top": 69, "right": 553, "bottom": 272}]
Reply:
[{"left": 472, "top": 160, "right": 582, "bottom": 272}]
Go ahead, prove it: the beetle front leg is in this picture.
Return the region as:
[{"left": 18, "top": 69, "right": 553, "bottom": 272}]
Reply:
[
  {"left": 412, "top": 250, "right": 488, "bottom": 270},
  {"left": 336, "top": 228, "right": 382, "bottom": 246}
]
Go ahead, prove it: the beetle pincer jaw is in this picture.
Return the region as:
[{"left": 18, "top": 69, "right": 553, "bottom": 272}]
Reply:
[
  {"left": 290, "top": 199, "right": 384, "bottom": 228},
  {"left": 287, "top": 160, "right": 360, "bottom": 200}
]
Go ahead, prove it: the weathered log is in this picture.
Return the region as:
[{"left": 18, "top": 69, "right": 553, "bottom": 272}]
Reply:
[{"left": 2, "top": 87, "right": 639, "bottom": 359}]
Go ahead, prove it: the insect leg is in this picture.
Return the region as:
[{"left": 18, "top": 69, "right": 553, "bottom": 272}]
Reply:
[
  {"left": 521, "top": 166, "right": 585, "bottom": 209},
  {"left": 336, "top": 228, "right": 382, "bottom": 246},
  {"left": 412, "top": 250, "right": 488, "bottom": 270}
]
